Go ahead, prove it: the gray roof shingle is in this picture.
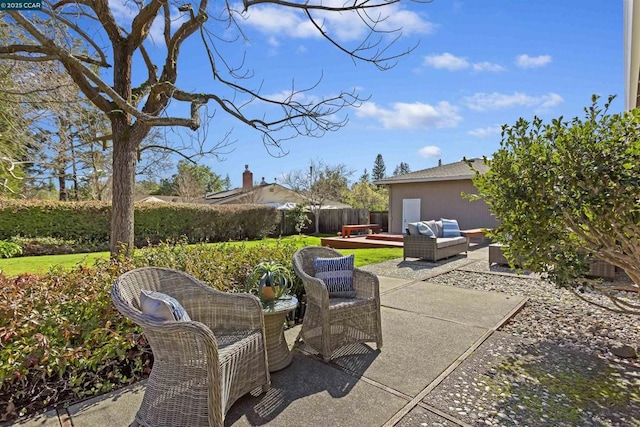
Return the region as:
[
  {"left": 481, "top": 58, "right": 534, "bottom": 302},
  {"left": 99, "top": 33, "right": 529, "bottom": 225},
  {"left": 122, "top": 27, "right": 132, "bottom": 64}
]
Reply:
[{"left": 374, "top": 158, "right": 489, "bottom": 185}]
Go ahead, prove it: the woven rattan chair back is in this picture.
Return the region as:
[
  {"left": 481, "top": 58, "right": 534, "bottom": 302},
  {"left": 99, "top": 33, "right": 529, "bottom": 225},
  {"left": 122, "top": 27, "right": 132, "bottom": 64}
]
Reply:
[
  {"left": 292, "top": 247, "right": 383, "bottom": 362},
  {"left": 112, "top": 267, "right": 269, "bottom": 427}
]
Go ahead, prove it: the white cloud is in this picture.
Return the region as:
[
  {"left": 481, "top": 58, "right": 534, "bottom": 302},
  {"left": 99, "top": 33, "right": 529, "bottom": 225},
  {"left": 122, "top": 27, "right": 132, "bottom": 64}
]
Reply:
[
  {"left": 240, "top": 5, "right": 319, "bottom": 39},
  {"left": 463, "top": 92, "right": 563, "bottom": 111},
  {"left": 472, "top": 62, "right": 506, "bottom": 72},
  {"left": 515, "top": 54, "right": 552, "bottom": 68},
  {"left": 418, "top": 145, "right": 442, "bottom": 158},
  {"left": 268, "top": 36, "right": 280, "bottom": 47},
  {"left": 239, "top": 2, "right": 433, "bottom": 43},
  {"left": 424, "top": 53, "right": 504, "bottom": 72},
  {"left": 356, "top": 101, "right": 462, "bottom": 129},
  {"left": 467, "top": 125, "right": 502, "bottom": 138},
  {"left": 424, "top": 52, "right": 469, "bottom": 70}
]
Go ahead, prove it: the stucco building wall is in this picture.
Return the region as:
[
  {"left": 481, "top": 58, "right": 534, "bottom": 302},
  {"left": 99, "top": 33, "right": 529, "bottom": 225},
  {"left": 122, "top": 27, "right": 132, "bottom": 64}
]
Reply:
[{"left": 387, "top": 179, "right": 498, "bottom": 234}]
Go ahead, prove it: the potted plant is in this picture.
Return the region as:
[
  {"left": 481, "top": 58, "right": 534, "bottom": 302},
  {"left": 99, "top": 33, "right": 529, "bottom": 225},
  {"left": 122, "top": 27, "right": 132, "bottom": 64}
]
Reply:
[{"left": 246, "top": 261, "right": 293, "bottom": 303}]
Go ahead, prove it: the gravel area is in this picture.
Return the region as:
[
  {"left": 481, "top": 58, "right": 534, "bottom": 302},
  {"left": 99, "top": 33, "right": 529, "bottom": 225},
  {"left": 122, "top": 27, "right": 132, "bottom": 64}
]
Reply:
[
  {"left": 422, "top": 268, "right": 640, "bottom": 426},
  {"left": 428, "top": 268, "right": 639, "bottom": 363},
  {"left": 424, "top": 332, "right": 640, "bottom": 427}
]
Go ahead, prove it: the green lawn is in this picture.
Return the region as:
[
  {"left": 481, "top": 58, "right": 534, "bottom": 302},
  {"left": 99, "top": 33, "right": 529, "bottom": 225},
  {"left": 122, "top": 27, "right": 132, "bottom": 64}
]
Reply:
[
  {"left": 0, "top": 235, "right": 402, "bottom": 276},
  {"left": 0, "top": 251, "right": 111, "bottom": 276}
]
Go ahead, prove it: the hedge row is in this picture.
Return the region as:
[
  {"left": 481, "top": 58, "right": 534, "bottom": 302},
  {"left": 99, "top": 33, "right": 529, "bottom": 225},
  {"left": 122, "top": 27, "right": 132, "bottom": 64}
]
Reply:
[
  {"left": 0, "top": 240, "right": 301, "bottom": 422},
  {"left": 0, "top": 199, "right": 279, "bottom": 244}
]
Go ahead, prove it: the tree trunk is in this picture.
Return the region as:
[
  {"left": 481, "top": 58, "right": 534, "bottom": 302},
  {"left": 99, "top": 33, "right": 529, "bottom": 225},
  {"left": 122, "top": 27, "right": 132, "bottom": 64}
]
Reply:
[
  {"left": 110, "top": 116, "right": 138, "bottom": 256},
  {"left": 313, "top": 209, "right": 320, "bottom": 234},
  {"left": 69, "top": 138, "right": 79, "bottom": 201},
  {"left": 58, "top": 170, "right": 67, "bottom": 201}
]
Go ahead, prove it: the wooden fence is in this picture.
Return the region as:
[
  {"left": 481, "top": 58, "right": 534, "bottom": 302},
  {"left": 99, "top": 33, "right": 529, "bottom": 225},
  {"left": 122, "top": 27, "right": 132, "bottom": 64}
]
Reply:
[{"left": 272, "top": 208, "right": 389, "bottom": 236}]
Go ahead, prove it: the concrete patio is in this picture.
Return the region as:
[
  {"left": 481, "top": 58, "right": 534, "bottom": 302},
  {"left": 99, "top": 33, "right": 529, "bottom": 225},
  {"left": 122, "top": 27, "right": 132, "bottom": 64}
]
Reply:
[{"left": 13, "top": 245, "right": 529, "bottom": 427}]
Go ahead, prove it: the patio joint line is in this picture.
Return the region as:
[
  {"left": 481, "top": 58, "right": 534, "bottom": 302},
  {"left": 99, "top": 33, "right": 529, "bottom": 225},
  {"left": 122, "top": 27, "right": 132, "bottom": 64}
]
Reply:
[
  {"left": 382, "top": 296, "right": 529, "bottom": 427},
  {"left": 379, "top": 278, "right": 423, "bottom": 296},
  {"left": 293, "top": 347, "right": 415, "bottom": 402},
  {"left": 377, "top": 258, "right": 478, "bottom": 296},
  {"left": 57, "top": 408, "right": 71, "bottom": 427},
  {"left": 379, "top": 304, "right": 497, "bottom": 329}
]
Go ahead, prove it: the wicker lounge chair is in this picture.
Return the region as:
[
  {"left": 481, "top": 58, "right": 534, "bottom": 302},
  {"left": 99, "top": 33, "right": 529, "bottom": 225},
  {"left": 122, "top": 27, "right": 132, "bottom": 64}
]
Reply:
[
  {"left": 111, "top": 267, "right": 269, "bottom": 427},
  {"left": 292, "top": 246, "right": 383, "bottom": 362}
]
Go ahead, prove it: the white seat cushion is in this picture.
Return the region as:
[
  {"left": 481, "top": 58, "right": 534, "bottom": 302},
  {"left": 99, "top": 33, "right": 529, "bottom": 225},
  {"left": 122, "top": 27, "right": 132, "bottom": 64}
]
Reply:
[{"left": 436, "top": 236, "right": 467, "bottom": 249}]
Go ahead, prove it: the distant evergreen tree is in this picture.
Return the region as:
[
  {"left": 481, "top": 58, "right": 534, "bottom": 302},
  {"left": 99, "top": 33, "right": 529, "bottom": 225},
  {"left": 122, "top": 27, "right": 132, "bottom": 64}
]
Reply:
[
  {"left": 372, "top": 154, "right": 386, "bottom": 181},
  {"left": 223, "top": 173, "right": 232, "bottom": 190},
  {"left": 359, "top": 168, "right": 370, "bottom": 183},
  {"left": 393, "top": 162, "right": 411, "bottom": 176}
]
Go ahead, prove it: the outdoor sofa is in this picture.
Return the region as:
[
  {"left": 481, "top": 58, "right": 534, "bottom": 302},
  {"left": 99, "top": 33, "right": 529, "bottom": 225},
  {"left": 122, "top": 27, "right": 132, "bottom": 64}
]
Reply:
[{"left": 403, "top": 219, "right": 468, "bottom": 262}]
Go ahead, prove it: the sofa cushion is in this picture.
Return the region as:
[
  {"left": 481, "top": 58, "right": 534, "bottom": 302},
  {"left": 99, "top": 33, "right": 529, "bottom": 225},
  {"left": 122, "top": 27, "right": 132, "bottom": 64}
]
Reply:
[
  {"left": 425, "top": 220, "right": 441, "bottom": 237},
  {"left": 407, "top": 222, "right": 420, "bottom": 236},
  {"left": 313, "top": 254, "right": 356, "bottom": 298},
  {"left": 140, "top": 290, "right": 191, "bottom": 321},
  {"left": 436, "top": 236, "right": 467, "bottom": 249},
  {"left": 441, "top": 218, "right": 461, "bottom": 237},
  {"left": 417, "top": 221, "right": 436, "bottom": 237}
]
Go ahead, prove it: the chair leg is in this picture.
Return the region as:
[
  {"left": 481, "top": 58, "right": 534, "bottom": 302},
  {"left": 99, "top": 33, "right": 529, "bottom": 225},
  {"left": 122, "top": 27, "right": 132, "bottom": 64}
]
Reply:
[{"left": 262, "top": 383, "right": 270, "bottom": 393}]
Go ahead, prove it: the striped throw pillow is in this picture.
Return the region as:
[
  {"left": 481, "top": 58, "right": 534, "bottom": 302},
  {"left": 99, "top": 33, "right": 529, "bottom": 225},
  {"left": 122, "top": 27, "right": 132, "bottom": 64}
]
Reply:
[
  {"left": 440, "top": 218, "right": 461, "bottom": 237},
  {"left": 313, "top": 254, "right": 356, "bottom": 298},
  {"left": 417, "top": 221, "right": 436, "bottom": 237},
  {"left": 140, "top": 290, "right": 191, "bottom": 321}
]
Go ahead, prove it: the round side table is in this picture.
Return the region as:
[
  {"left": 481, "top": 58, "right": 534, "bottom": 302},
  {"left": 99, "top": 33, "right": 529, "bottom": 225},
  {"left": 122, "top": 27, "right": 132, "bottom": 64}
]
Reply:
[{"left": 262, "top": 296, "right": 298, "bottom": 372}]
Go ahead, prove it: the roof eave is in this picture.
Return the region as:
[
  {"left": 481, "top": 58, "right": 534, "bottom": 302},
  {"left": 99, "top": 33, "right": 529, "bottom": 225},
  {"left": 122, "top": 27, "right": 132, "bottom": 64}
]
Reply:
[{"left": 374, "top": 174, "right": 475, "bottom": 185}]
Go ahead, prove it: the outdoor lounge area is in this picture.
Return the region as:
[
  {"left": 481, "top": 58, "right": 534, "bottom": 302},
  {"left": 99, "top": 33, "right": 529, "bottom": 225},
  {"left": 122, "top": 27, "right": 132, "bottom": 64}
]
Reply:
[{"left": 18, "top": 244, "right": 639, "bottom": 427}]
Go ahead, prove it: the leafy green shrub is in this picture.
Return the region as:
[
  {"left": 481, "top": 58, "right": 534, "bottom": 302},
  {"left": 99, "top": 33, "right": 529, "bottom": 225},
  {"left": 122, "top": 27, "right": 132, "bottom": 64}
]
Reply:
[
  {"left": 0, "top": 239, "right": 298, "bottom": 421},
  {"left": 286, "top": 203, "right": 312, "bottom": 234},
  {"left": 0, "top": 199, "right": 111, "bottom": 241},
  {"left": 133, "top": 203, "right": 279, "bottom": 244},
  {"left": 470, "top": 96, "right": 640, "bottom": 314},
  {"left": 0, "top": 258, "right": 144, "bottom": 420},
  {"left": 0, "top": 241, "right": 21, "bottom": 258},
  {"left": 9, "top": 236, "right": 108, "bottom": 256},
  {"left": 131, "top": 239, "right": 299, "bottom": 293},
  {"left": 0, "top": 200, "right": 280, "bottom": 252}
]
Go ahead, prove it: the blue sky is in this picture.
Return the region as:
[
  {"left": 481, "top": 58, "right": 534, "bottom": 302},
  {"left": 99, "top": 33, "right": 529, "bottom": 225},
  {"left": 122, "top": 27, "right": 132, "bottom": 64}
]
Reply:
[{"left": 126, "top": 0, "right": 623, "bottom": 187}]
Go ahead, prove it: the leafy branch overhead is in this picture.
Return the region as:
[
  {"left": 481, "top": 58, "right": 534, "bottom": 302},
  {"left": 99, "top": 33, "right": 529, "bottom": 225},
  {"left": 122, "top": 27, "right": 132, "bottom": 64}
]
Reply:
[{"left": 471, "top": 95, "right": 640, "bottom": 315}]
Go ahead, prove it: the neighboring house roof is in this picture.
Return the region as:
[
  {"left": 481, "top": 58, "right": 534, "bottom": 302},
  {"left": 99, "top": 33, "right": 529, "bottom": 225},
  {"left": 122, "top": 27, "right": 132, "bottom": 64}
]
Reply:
[
  {"left": 204, "top": 182, "right": 351, "bottom": 208},
  {"left": 205, "top": 183, "right": 295, "bottom": 205},
  {"left": 204, "top": 188, "right": 243, "bottom": 201},
  {"left": 135, "top": 195, "right": 200, "bottom": 203},
  {"left": 373, "top": 158, "right": 489, "bottom": 185},
  {"left": 136, "top": 196, "right": 168, "bottom": 203}
]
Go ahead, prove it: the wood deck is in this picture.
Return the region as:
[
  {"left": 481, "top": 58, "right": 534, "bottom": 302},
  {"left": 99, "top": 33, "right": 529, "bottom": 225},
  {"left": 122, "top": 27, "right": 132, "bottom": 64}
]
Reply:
[{"left": 321, "top": 233, "right": 404, "bottom": 249}]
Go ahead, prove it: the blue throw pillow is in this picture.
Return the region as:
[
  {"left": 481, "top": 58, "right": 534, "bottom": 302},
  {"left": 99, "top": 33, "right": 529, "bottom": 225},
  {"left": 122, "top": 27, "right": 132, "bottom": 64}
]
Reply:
[
  {"left": 313, "top": 254, "right": 356, "bottom": 298},
  {"left": 417, "top": 221, "right": 436, "bottom": 237},
  {"left": 140, "top": 290, "right": 191, "bottom": 321},
  {"left": 440, "top": 218, "right": 461, "bottom": 237}
]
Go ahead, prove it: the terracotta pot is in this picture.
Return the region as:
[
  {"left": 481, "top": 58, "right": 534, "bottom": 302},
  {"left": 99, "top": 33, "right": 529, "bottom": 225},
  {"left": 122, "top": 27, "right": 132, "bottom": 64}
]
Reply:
[{"left": 261, "top": 285, "right": 280, "bottom": 302}]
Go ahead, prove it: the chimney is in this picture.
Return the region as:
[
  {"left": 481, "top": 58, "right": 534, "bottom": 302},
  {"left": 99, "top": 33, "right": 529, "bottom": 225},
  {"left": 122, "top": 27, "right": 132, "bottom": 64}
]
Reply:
[
  {"left": 242, "top": 165, "right": 253, "bottom": 192},
  {"left": 438, "top": 159, "right": 442, "bottom": 166}
]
